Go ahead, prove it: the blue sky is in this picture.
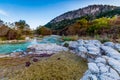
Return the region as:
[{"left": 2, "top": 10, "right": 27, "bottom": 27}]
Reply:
[{"left": 0, "top": 0, "right": 119, "bottom": 29}]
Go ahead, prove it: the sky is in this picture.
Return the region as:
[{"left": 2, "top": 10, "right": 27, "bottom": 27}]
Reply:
[{"left": 0, "top": 0, "right": 119, "bottom": 29}]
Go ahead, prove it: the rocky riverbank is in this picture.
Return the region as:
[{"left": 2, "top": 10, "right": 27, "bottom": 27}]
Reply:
[
  {"left": 0, "top": 54, "right": 10, "bottom": 58},
  {"left": 0, "top": 40, "right": 27, "bottom": 44},
  {"left": 1, "top": 37, "right": 120, "bottom": 80},
  {"left": 65, "top": 40, "right": 120, "bottom": 80},
  {"left": 27, "top": 43, "right": 68, "bottom": 54}
]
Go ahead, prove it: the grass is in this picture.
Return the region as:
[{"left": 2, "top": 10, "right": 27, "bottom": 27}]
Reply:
[
  {"left": 8, "top": 52, "right": 87, "bottom": 80},
  {"left": 0, "top": 56, "right": 31, "bottom": 79},
  {"left": 62, "top": 35, "right": 79, "bottom": 41},
  {"left": 0, "top": 57, "right": 30, "bottom": 68}
]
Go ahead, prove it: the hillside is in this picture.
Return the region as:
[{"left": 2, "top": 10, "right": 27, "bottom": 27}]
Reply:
[{"left": 45, "top": 5, "right": 120, "bottom": 30}]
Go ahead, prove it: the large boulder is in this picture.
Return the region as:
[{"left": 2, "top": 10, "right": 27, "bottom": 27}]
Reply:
[
  {"left": 78, "top": 46, "right": 87, "bottom": 53},
  {"left": 114, "top": 43, "right": 120, "bottom": 52},
  {"left": 95, "top": 57, "right": 106, "bottom": 64},
  {"left": 85, "top": 44, "right": 100, "bottom": 56},
  {"left": 77, "top": 46, "right": 87, "bottom": 58},
  {"left": 109, "top": 68, "right": 120, "bottom": 79},
  {"left": 68, "top": 41, "right": 78, "bottom": 49},
  {"left": 88, "top": 63, "right": 99, "bottom": 73},
  {"left": 77, "top": 39, "right": 85, "bottom": 46},
  {"left": 87, "top": 46, "right": 100, "bottom": 55},
  {"left": 101, "top": 46, "right": 120, "bottom": 61},
  {"left": 105, "top": 57, "right": 120, "bottom": 74},
  {"left": 87, "top": 40, "right": 102, "bottom": 47},
  {"left": 97, "top": 63, "right": 109, "bottom": 73},
  {"left": 104, "top": 42, "right": 114, "bottom": 48}
]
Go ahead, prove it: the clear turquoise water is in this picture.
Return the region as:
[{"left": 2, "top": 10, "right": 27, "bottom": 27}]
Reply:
[
  {"left": 0, "top": 42, "right": 31, "bottom": 54},
  {"left": 0, "top": 35, "right": 62, "bottom": 54}
]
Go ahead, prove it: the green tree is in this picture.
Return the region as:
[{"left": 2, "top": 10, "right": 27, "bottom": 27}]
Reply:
[
  {"left": 87, "top": 17, "right": 110, "bottom": 35},
  {"left": 35, "top": 26, "right": 52, "bottom": 35},
  {"left": 14, "top": 20, "right": 32, "bottom": 36}
]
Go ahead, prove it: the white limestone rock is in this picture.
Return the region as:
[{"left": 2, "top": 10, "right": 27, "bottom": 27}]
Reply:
[
  {"left": 28, "top": 43, "right": 68, "bottom": 54},
  {"left": 87, "top": 58, "right": 95, "bottom": 62},
  {"left": 96, "top": 63, "right": 109, "bottom": 73},
  {"left": 106, "top": 57, "right": 120, "bottom": 74},
  {"left": 97, "top": 62, "right": 105, "bottom": 67},
  {"left": 114, "top": 43, "right": 120, "bottom": 52},
  {"left": 87, "top": 45, "right": 100, "bottom": 55},
  {"left": 100, "top": 71, "right": 120, "bottom": 80},
  {"left": 84, "top": 40, "right": 89, "bottom": 44},
  {"left": 78, "top": 46, "right": 87, "bottom": 53},
  {"left": 88, "top": 63, "right": 99, "bottom": 73},
  {"left": 109, "top": 68, "right": 120, "bottom": 79},
  {"left": 100, "top": 74, "right": 116, "bottom": 80},
  {"left": 84, "top": 43, "right": 95, "bottom": 48},
  {"left": 101, "top": 46, "right": 120, "bottom": 61},
  {"left": 95, "top": 57, "right": 106, "bottom": 64},
  {"left": 81, "top": 74, "right": 98, "bottom": 80},
  {"left": 77, "top": 39, "right": 85, "bottom": 46},
  {"left": 104, "top": 42, "right": 114, "bottom": 48},
  {"left": 69, "top": 41, "right": 78, "bottom": 48},
  {"left": 99, "top": 66, "right": 108, "bottom": 73},
  {"left": 88, "top": 40, "right": 102, "bottom": 47}
]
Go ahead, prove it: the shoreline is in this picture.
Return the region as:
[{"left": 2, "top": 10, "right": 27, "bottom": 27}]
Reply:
[
  {"left": 0, "top": 54, "right": 10, "bottom": 58},
  {"left": 0, "top": 40, "right": 27, "bottom": 44}
]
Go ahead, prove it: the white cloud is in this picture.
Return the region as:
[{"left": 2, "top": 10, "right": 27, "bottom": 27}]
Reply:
[{"left": 0, "top": 9, "right": 8, "bottom": 16}]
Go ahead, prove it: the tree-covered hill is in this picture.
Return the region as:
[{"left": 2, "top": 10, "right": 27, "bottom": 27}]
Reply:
[{"left": 45, "top": 5, "right": 120, "bottom": 30}]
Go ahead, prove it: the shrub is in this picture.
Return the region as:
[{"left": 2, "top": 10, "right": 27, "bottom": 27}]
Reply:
[
  {"left": 0, "top": 37, "right": 7, "bottom": 41},
  {"left": 63, "top": 42, "right": 69, "bottom": 47},
  {"left": 35, "top": 26, "right": 52, "bottom": 35},
  {"left": 62, "top": 35, "right": 79, "bottom": 41}
]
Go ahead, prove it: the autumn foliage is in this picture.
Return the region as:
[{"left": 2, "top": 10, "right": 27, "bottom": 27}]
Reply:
[{"left": 43, "top": 16, "right": 120, "bottom": 39}]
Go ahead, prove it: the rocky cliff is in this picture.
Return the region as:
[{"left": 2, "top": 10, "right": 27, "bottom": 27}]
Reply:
[{"left": 49, "top": 5, "right": 117, "bottom": 23}]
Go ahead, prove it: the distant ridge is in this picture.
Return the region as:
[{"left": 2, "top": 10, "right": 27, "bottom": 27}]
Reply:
[
  {"left": 49, "top": 5, "right": 117, "bottom": 23},
  {"left": 45, "top": 4, "right": 120, "bottom": 30}
]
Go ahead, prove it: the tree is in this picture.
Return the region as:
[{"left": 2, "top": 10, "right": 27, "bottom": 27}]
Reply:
[
  {"left": 14, "top": 20, "right": 32, "bottom": 36},
  {"left": 87, "top": 17, "right": 110, "bottom": 35},
  {"left": 35, "top": 26, "right": 52, "bottom": 35},
  {"left": 15, "top": 20, "right": 29, "bottom": 30},
  {"left": 0, "top": 19, "right": 4, "bottom": 26}
]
